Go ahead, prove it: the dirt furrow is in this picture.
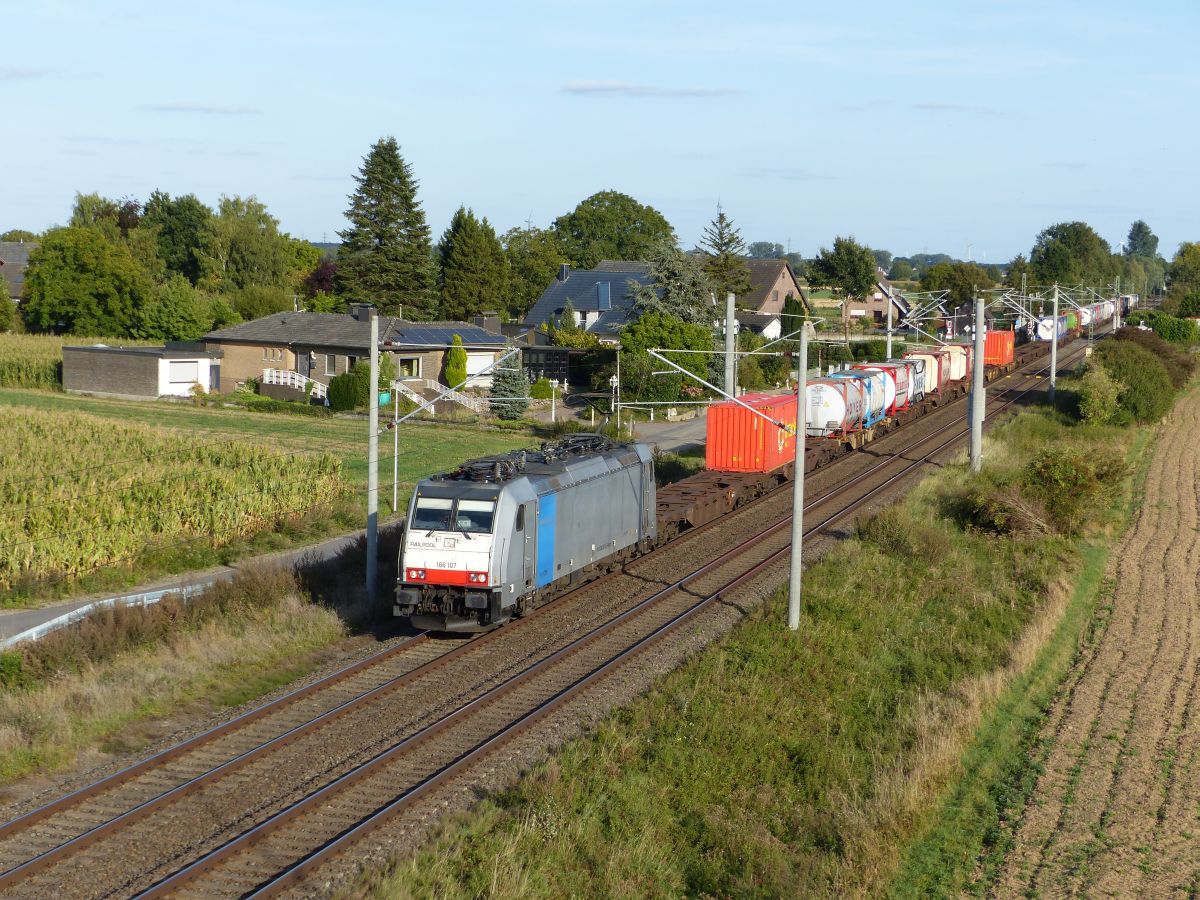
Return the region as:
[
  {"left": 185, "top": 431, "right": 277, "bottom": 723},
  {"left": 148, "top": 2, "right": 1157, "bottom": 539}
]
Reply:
[{"left": 997, "top": 389, "right": 1200, "bottom": 897}]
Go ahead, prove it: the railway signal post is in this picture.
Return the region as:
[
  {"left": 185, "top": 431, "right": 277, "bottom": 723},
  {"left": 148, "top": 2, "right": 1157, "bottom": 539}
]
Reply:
[{"left": 788, "top": 323, "right": 810, "bottom": 631}]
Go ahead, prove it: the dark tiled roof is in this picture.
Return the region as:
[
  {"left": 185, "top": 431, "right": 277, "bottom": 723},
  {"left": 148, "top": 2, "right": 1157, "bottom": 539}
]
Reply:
[
  {"left": 65, "top": 344, "right": 223, "bottom": 359},
  {"left": 594, "top": 260, "right": 652, "bottom": 274},
  {"left": 204, "top": 312, "right": 507, "bottom": 350},
  {"left": 522, "top": 267, "right": 656, "bottom": 336},
  {"left": 735, "top": 311, "right": 780, "bottom": 328},
  {"left": 744, "top": 258, "right": 807, "bottom": 307},
  {"left": 0, "top": 241, "right": 37, "bottom": 298}
]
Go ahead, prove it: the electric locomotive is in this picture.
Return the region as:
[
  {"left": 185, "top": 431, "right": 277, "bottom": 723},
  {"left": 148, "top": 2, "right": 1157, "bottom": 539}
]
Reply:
[{"left": 395, "top": 435, "right": 656, "bottom": 632}]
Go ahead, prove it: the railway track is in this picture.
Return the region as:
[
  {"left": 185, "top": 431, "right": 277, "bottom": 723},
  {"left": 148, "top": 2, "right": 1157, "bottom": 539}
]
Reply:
[{"left": 0, "top": 336, "right": 1097, "bottom": 898}]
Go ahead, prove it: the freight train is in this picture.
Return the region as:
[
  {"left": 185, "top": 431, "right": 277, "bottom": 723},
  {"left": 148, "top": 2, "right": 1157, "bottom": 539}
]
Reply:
[{"left": 397, "top": 325, "right": 1081, "bottom": 631}]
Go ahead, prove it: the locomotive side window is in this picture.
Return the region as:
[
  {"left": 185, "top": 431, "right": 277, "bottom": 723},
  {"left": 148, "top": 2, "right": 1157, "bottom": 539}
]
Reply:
[
  {"left": 515, "top": 505, "right": 525, "bottom": 531},
  {"left": 412, "top": 497, "right": 453, "bottom": 531},
  {"left": 455, "top": 499, "right": 496, "bottom": 533}
]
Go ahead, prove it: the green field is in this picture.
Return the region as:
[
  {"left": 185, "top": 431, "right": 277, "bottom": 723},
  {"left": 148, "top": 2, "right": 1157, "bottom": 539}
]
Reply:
[{"left": 0, "top": 389, "right": 532, "bottom": 512}]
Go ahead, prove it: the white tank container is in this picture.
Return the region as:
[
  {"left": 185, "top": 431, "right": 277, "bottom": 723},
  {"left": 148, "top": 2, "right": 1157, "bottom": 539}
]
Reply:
[
  {"left": 845, "top": 370, "right": 886, "bottom": 420},
  {"left": 904, "top": 351, "right": 948, "bottom": 392},
  {"left": 805, "top": 376, "right": 866, "bottom": 436},
  {"left": 942, "top": 345, "right": 969, "bottom": 381},
  {"left": 854, "top": 363, "right": 910, "bottom": 413}
]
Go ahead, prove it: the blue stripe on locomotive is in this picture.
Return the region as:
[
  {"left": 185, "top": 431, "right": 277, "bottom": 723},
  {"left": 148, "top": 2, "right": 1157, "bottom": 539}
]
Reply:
[{"left": 535, "top": 493, "right": 556, "bottom": 588}]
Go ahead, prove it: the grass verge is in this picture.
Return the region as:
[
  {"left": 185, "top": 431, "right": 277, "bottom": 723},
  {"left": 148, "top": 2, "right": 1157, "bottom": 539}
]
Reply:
[
  {"left": 885, "top": 412, "right": 1156, "bottom": 896},
  {"left": 0, "top": 566, "right": 348, "bottom": 782},
  {"left": 343, "top": 405, "right": 1141, "bottom": 898}
]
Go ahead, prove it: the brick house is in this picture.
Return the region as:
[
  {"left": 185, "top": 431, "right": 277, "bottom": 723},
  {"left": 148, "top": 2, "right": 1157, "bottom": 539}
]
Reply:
[
  {"left": 841, "top": 271, "right": 912, "bottom": 325},
  {"left": 742, "top": 259, "right": 810, "bottom": 315},
  {"left": 62, "top": 343, "right": 223, "bottom": 399},
  {"left": 522, "top": 262, "right": 656, "bottom": 343},
  {"left": 203, "top": 305, "right": 508, "bottom": 398}
]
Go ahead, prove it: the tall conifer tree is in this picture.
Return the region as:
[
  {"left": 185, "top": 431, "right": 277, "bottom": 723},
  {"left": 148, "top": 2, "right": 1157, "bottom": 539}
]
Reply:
[
  {"left": 699, "top": 204, "right": 752, "bottom": 301},
  {"left": 438, "top": 206, "right": 510, "bottom": 321},
  {"left": 337, "top": 137, "right": 437, "bottom": 317}
]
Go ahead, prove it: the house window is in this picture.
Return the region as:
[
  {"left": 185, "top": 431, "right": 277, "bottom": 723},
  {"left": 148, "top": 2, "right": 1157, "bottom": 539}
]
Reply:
[
  {"left": 772, "top": 290, "right": 779, "bottom": 304},
  {"left": 396, "top": 357, "right": 420, "bottom": 378},
  {"left": 325, "top": 353, "right": 337, "bottom": 376},
  {"left": 262, "top": 347, "right": 270, "bottom": 361}
]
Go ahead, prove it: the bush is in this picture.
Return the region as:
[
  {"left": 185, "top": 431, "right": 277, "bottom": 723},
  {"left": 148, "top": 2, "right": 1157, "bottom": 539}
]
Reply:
[
  {"left": 1151, "top": 313, "right": 1198, "bottom": 344},
  {"left": 1112, "top": 326, "right": 1195, "bottom": 388},
  {"left": 328, "top": 369, "right": 361, "bottom": 411},
  {"left": 1094, "top": 339, "right": 1175, "bottom": 423},
  {"left": 529, "top": 377, "right": 553, "bottom": 400},
  {"left": 1022, "top": 445, "right": 1124, "bottom": 535},
  {"left": 1077, "top": 364, "right": 1122, "bottom": 425},
  {"left": 445, "top": 334, "right": 467, "bottom": 388}
]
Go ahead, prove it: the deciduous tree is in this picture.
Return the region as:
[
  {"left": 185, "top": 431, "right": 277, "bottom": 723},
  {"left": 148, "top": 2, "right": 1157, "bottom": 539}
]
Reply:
[
  {"left": 747, "top": 241, "right": 785, "bottom": 259},
  {"left": 552, "top": 190, "right": 675, "bottom": 269},
  {"left": 0, "top": 229, "right": 38, "bottom": 242},
  {"left": 337, "top": 137, "right": 437, "bottom": 317},
  {"left": 197, "top": 196, "right": 291, "bottom": 293},
  {"left": 1029, "top": 221, "right": 1114, "bottom": 286},
  {"left": 21, "top": 227, "right": 150, "bottom": 335},
  {"left": 142, "top": 191, "right": 213, "bottom": 284},
  {"left": 1125, "top": 220, "right": 1159, "bottom": 259},
  {"left": 920, "top": 261, "right": 994, "bottom": 305},
  {"left": 135, "top": 274, "right": 213, "bottom": 341},
  {"left": 807, "top": 236, "right": 876, "bottom": 299},
  {"left": 502, "top": 226, "right": 567, "bottom": 319}
]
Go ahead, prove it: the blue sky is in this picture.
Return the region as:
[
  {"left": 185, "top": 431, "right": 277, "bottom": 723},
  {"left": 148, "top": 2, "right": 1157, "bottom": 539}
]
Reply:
[{"left": 3, "top": 0, "right": 1195, "bottom": 263}]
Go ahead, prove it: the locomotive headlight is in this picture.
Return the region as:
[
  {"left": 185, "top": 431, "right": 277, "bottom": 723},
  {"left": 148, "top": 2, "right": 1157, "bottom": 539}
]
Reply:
[
  {"left": 468, "top": 572, "right": 488, "bottom": 584},
  {"left": 407, "top": 568, "right": 426, "bottom": 581}
]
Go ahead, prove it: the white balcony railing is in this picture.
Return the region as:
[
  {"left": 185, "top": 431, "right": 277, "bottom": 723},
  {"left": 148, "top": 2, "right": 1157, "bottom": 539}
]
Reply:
[{"left": 262, "top": 368, "right": 328, "bottom": 401}]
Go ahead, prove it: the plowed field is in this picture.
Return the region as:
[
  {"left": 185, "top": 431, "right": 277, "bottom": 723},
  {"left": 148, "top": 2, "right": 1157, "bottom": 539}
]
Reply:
[{"left": 996, "top": 387, "right": 1200, "bottom": 896}]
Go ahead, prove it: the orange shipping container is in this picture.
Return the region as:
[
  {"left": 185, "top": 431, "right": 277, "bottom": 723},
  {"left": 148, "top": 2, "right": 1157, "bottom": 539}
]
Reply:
[
  {"left": 984, "top": 330, "right": 1015, "bottom": 366},
  {"left": 705, "top": 392, "right": 797, "bottom": 473}
]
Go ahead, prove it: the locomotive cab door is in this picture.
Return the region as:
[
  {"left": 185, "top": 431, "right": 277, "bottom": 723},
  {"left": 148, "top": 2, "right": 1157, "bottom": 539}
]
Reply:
[{"left": 519, "top": 501, "right": 535, "bottom": 588}]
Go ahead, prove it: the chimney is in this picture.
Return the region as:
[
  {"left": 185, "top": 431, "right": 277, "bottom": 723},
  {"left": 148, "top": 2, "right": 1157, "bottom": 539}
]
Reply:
[
  {"left": 557, "top": 263, "right": 570, "bottom": 282},
  {"left": 349, "top": 303, "right": 375, "bottom": 322},
  {"left": 473, "top": 312, "right": 503, "bottom": 334}
]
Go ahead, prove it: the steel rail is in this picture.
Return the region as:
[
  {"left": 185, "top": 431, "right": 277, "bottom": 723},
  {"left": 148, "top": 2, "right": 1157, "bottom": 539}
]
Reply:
[
  {"left": 139, "top": 337, "right": 1094, "bottom": 897},
  {"left": 0, "top": 333, "right": 1091, "bottom": 894}
]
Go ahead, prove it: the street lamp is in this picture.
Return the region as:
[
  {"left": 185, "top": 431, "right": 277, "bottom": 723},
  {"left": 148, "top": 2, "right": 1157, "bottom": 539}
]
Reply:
[
  {"left": 609, "top": 373, "right": 618, "bottom": 429},
  {"left": 549, "top": 378, "right": 559, "bottom": 424}
]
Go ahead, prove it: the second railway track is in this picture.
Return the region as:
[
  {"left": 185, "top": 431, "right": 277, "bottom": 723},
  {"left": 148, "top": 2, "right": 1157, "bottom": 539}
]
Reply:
[{"left": 0, "top": 335, "right": 1098, "bottom": 899}]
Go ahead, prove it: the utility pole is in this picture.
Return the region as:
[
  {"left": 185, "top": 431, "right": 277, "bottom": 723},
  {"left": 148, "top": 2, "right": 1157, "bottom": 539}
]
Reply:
[
  {"left": 392, "top": 390, "right": 399, "bottom": 513},
  {"left": 366, "top": 309, "right": 379, "bottom": 598},
  {"left": 788, "top": 323, "right": 809, "bottom": 631},
  {"left": 886, "top": 289, "right": 893, "bottom": 359},
  {"left": 724, "top": 292, "right": 737, "bottom": 397},
  {"left": 1114, "top": 275, "right": 1121, "bottom": 330},
  {"left": 1049, "top": 284, "right": 1059, "bottom": 405},
  {"left": 969, "top": 295, "right": 985, "bottom": 473}
]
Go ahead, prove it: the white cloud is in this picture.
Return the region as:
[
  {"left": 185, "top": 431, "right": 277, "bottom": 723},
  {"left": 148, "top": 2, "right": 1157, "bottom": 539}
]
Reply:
[
  {"left": 562, "top": 80, "right": 741, "bottom": 98},
  {"left": 140, "top": 102, "right": 262, "bottom": 115}
]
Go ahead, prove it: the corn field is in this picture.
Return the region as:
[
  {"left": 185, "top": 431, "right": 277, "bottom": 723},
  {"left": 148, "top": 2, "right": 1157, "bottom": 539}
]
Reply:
[
  {"left": 0, "top": 335, "right": 158, "bottom": 389},
  {"left": 0, "top": 407, "right": 345, "bottom": 590}
]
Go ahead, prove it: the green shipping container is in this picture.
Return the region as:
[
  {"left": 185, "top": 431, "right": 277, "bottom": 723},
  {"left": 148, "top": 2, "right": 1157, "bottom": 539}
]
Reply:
[{"left": 1065, "top": 312, "right": 1079, "bottom": 330}]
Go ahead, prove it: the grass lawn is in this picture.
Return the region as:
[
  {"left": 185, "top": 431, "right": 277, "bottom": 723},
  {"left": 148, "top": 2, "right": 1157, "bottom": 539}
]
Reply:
[{"left": 0, "top": 389, "right": 533, "bottom": 515}]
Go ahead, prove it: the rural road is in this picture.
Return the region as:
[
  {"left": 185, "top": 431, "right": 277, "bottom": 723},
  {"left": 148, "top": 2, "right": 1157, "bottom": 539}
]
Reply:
[{"left": 997, "top": 386, "right": 1200, "bottom": 895}]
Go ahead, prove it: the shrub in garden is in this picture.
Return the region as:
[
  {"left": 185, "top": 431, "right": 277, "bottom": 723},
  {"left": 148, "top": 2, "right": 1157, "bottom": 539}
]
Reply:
[
  {"left": 327, "top": 369, "right": 361, "bottom": 411},
  {"left": 529, "top": 377, "right": 553, "bottom": 400},
  {"left": 444, "top": 334, "right": 467, "bottom": 388},
  {"left": 489, "top": 361, "right": 529, "bottom": 420}
]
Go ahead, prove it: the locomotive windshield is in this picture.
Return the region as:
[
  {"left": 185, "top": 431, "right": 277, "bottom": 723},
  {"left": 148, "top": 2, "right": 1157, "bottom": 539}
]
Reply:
[
  {"left": 454, "top": 499, "right": 496, "bottom": 533},
  {"left": 410, "top": 497, "right": 496, "bottom": 534},
  {"left": 412, "top": 497, "right": 453, "bottom": 531}
]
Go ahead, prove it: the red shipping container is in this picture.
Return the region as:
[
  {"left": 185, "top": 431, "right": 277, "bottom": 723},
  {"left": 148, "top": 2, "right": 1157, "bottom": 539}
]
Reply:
[
  {"left": 984, "top": 330, "right": 1015, "bottom": 366},
  {"left": 705, "top": 391, "right": 797, "bottom": 473}
]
